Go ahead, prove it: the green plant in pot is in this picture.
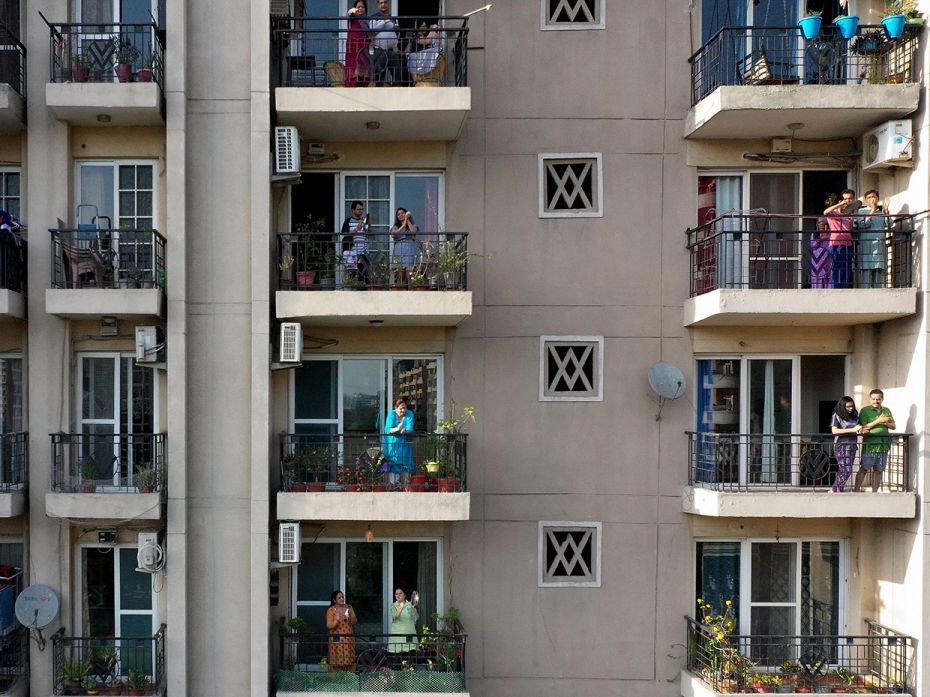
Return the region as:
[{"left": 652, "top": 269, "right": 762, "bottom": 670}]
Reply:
[
  {"left": 112, "top": 36, "right": 141, "bottom": 82},
  {"left": 137, "top": 50, "right": 156, "bottom": 82},
  {"left": 82, "top": 676, "right": 101, "bottom": 695},
  {"left": 79, "top": 457, "right": 97, "bottom": 492},
  {"left": 127, "top": 668, "right": 148, "bottom": 695},
  {"left": 70, "top": 52, "right": 91, "bottom": 82},
  {"left": 60, "top": 657, "right": 89, "bottom": 691},
  {"left": 134, "top": 465, "right": 157, "bottom": 492}
]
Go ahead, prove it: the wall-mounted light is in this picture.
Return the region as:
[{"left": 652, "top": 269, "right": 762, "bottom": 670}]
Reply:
[
  {"left": 365, "top": 525, "right": 375, "bottom": 543},
  {"left": 96, "top": 113, "right": 112, "bottom": 123},
  {"left": 366, "top": 121, "right": 381, "bottom": 130}
]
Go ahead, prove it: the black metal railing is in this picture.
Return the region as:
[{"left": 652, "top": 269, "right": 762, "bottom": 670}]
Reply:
[
  {"left": 50, "top": 229, "right": 166, "bottom": 290},
  {"left": 272, "top": 16, "right": 468, "bottom": 87},
  {"left": 277, "top": 232, "right": 468, "bottom": 291},
  {"left": 52, "top": 625, "right": 166, "bottom": 696},
  {"left": 0, "top": 567, "right": 23, "bottom": 641},
  {"left": 0, "top": 432, "right": 27, "bottom": 491},
  {"left": 278, "top": 630, "right": 466, "bottom": 692},
  {"left": 50, "top": 432, "right": 166, "bottom": 493},
  {"left": 0, "top": 231, "right": 26, "bottom": 295},
  {"left": 687, "top": 432, "right": 910, "bottom": 492},
  {"left": 279, "top": 432, "right": 467, "bottom": 492},
  {"left": 0, "top": 626, "right": 28, "bottom": 692},
  {"left": 45, "top": 19, "right": 165, "bottom": 87},
  {"left": 687, "top": 213, "right": 915, "bottom": 296},
  {"left": 690, "top": 24, "right": 921, "bottom": 104},
  {"left": 686, "top": 617, "right": 913, "bottom": 693},
  {"left": 0, "top": 24, "right": 26, "bottom": 97}
]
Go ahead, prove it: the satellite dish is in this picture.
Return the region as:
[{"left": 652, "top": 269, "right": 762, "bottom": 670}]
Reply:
[
  {"left": 15, "top": 584, "right": 59, "bottom": 629},
  {"left": 648, "top": 362, "right": 686, "bottom": 421}
]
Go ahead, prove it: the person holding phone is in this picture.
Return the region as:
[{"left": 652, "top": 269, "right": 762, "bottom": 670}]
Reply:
[
  {"left": 326, "top": 590, "right": 357, "bottom": 671},
  {"left": 387, "top": 587, "right": 419, "bottom": 664},
  {"left": 341, "top": 201, "right": 372, "bottom": 287},
  {"left": 390, "top": 208, "right": 419, "bottom": 287}
]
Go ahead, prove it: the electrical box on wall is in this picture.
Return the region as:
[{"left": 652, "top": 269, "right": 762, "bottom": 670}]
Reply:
[{"left": 771, "top": 138, "right": 792, "bottom": 153}]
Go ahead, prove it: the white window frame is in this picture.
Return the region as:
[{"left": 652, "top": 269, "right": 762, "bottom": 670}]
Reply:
[
  {"left": 539, "top": 335, "right": 604, "bottom": 402},
  {"left": 694, "top": 537, "right": 848, "bottom": 639},
  {"left": 537, "top": 153, "right": 603, "bottom": 218},
  {"left": 73, "top": 542, "right": 159, "bottom": 639},
  {"left": 538, "top": 521, "right": 602, "bottom": 587},
  {"left": 540, "top": 0, "right": 605, "bottom": 30},
  {"left": 336, "top": 171, "right": 446, "bottom": 229},
  {"left": 290, "top": 354, "right": 445, "bottom": 432},
  {"left": 0, "top": 168, "right": 22, "bottom": 218},
  {"left": 292, "top": 535, "right": 445, "bottom": 634},
  {"left": 75, "top": 0, "right": 159, "bottom": 22},
  {"left": 74, "top": 160, "right": 159, "bottom": 229}
]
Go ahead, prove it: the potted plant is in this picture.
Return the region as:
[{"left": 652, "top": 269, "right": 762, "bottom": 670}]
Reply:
[
  {"left": 882, "top": 1, "right": 908, "bottom": 38},
  {"left": 83, "top": 676, "right": 101, "bottom": 695},
  {"left": 71, "top": 53, "right": 91, "bottom": 82},
  {"left": 834, "top": 13, "right": 860, "bottom": 40},
  {"left": 106, "top": 677, "right": 126, "bottom": 695},
  {"left": 436, "top": 403, "right": 475, "bottom": 492},
  {"left": 112, "top": 37, "right": 141, "bottom": 82},
  {"left": 60, "top": 657, "right": 89, "bottom": 694},
  {"left": 294, "top": 216, "right": 328, "bottom": 289},
  {"left": 134, "top": 465, "right": 157, "bottom": 493},
  {"left": 435, "top": 242, "right": 470, "bottom": 290},
  {"left": 126, "top": 668, "right": 148, "bottom": 696},
  {"left": 287, "top": 616, "right": 309, "bottom": 634},
  {"left": 302, "top": 446, "right": 334, "bottom": 491},
  {"left": 137, "top": 52, "right": 156, "bottom": 82},
  {"left": 410, "top": 270, "right": 429, "bottom": 290},
  {"left": 281, "top": 452, "right": 302, "bottom": 491},
  {"left": 798, "top": 11, "right": 823, "bottom": 40},
  {"left": 778, "top": 660, "right": 800, "bottom": 693},
  {"left": 79, "top": 457, "right": 97, "bottom": 493},
  {"left": 279, "top": 255, "right": 295, "bottom": 288},
  {"left": 832, "top": 669, "right": 859, "bottom": 693},
  {"left": 852, "top": 29, "right": 886, "bottom": 54}
]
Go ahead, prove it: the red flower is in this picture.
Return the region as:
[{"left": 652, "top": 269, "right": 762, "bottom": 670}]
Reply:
[{"left": 456, "top": 650, "right": 463, "bottom": 657}]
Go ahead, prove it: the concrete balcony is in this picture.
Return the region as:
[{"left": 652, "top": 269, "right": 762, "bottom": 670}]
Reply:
[
  {"left": 46, "top": 432, "right": 165, "bottom": 521},
  {"left": 0, "top": 84, "right": 25, "bottom": 134},
  {"left": 0, "top": 238, "right": 27, "bottom": 322},
  {"left": 275, "top": 232, "right": 472, "bottom": 326},
  {"left": 46, "top": 228, "right": 166, "bottom": 319},
  {"left": 686, "top": 25, "right": 920, "bottom": 139},
  {"left": 0, "top": 432, "right": 27, "bottom": 518},
  {"left": 684, "top": 213, "right": 917, "bottom": 327},
  {"left": 277, "top": 432, "right": 470, "bottom": 521},
  {"left": 44, "top": 20, "right": 165, "bottom": 126},
  {"left": 0, "top": 42, "right": 26, "bottom": 134},
  {"left": 683, "top": 431, "right": 915, "bottom": 518},
  {"left": 272, "top": 16, "right": 470, "bottom": 141}
]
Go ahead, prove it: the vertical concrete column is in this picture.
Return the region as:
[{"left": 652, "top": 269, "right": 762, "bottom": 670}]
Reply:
[
  {"left": 850, "top": 325, "right": 876, "bottom": 405},
  {"left": 25, "top": 2, "right": 71, "bottom": 696}
]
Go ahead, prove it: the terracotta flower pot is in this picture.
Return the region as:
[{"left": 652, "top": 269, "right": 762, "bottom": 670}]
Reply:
[
  {"left": 404, "top": 483, "right": 424, "bottom": 492},
  {"left": 116, "top": 63, "right": 133, "bottom": 82},
  {"left": 137, "top": 68, "right": 153, "bottom": 82},
  {"left": 307, "top": 482, "right": 326, "bottom": 492},
  {"left": 72, "top": 66, "right": 90, "bottom": 82},
  {"left": 296, "top": 271, "right": 316, "bottom": 289},
  {"left": 438, "top": 477, "right": 460, "bottom": 493},
  {"left": 344, "top": 484, "right": 362, "bottom": 492},
  {"left": 291, "top": 483, "right": 308, "bottom": 492},
  {"left": 410, "top": 474, "right": 429, "bottom": 486},
  {"left": 372, "top": 484, "right": 388, "bottom": 492}
]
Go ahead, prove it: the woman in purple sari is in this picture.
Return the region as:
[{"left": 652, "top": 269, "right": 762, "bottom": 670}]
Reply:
[
  {"left": 345, "top": 0, "right": 370, "bottom": 87},
  {"left": 810, "top": 196, "right": 834, "bottom": 288}
]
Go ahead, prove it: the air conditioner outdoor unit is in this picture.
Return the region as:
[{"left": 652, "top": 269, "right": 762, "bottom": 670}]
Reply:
[
  {"left": 279, "top": 522, "right": 301, "bottom": 564},
  {"left": 280, "top": 322, "right": 302, "bottom": 363},
  {"left": 275, "top": 126, "right": 300, "bottom": 174},
  {"left": 862, "top": 120, "right": 913, "bottom": 171}
]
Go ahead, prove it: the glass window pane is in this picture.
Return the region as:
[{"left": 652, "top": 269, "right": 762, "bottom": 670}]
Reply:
[
  {"left": 118, "top": 615, "right": 154, "bottom": 674},
  {"left": 392, "top": 359, "right": 437, "bottom": 432},
  {"left": 0, "top": 542, "right": 22, "bottom": 568},
  {"left": 4, "top": 173, "right": 19, "bottom": 196},
  {"left": 297, "top": 542, "right": 340, "bottom": 602},
  {"left": 119, "top": 165, "right": 136, "bottom": 190},
  {"left": 346, "top": 542, "right": 383, "bottom": 635},
  {"left": 119, "top": 548, "right": 152, "bottom": 610},
  {"left": 395, "top": 175, "right": 441, "bottom": 232},
  {"left": 83, "top": 357, "right": 116, "bottom": 421},
  {"left": 83, "top": 548, "right": 115, "bottom": 637},
  {"left": 751, "top": 542, "right": 796, "bottom": 603},
  {"left": 295, "top": 361, "right": 338, "bottom": 421},
  {"left": 345, "top": 176, "right": 366, "bottom": 201},
  {"left": 79, "top": 165, "right": 115, "bottom": 222},
  {"left": 392, "top": 541, "right": 437, "bottom": 631},
  {"left": 343, "top": 359, "right": 384, "bottom": 432},
  {"left": 136, "top": 165, "right": 153, "bottom": 190},
  {"left": 802, "top": 541, "right": 839, "bottom": 636},
  {"left": 368, "top": 176, "right": 390, "bottom": 201},
  {"left": 120, "top": 191, "right": 136, "bottom": 217},
  {"left": 749, "top": 607, "right": 795, "bottom": 665},
  {"left": 696, "top": 541, "right": 740, "bottom": 618},
  {"left": 137, "top": 192, "right": 153, "bottom": 216},
  {"left": 0, "top": 358, "right": 23, "bottom": 433}
]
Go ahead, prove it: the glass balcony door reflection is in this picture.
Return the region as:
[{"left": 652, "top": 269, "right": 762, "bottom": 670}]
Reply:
[{"left": 747, "top": 358, "right": 795, "bottom": 485}]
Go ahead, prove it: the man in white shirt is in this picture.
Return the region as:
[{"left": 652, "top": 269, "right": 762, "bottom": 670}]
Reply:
[{"left": 369, "top": 0, "right": 400, "bottom": 85}]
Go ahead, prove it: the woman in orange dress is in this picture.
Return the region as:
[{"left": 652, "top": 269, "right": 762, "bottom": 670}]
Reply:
[{"left": 326, "top": 590, "right": 357, "bottom": 671}]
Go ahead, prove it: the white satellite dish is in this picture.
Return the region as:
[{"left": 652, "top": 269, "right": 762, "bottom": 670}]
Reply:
[
  {"left": 648, "top": 362, "right": 686, "bottom": 421},
  {"left": 15, "top": 584, "right": 59, "bottom": 629}
]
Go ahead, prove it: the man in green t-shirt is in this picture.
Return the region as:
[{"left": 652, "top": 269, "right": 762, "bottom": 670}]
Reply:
[{"left": 853, "top": 388, "right": 896, "bottom": 492}]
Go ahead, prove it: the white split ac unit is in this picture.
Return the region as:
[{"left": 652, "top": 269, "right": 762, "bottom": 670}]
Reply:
[
  {"left": 279, "top": 522, "right": 301, "bottom": 564},
  {"left": 275, "top": 126, "right": 300, "bottom": 174},
  {"left": 279, "top": 323, "right": 302, "bottom": 363},
  {"left": 135, "top": 326, "right": 159, "bottom": 363},
  {"left": 862, "top": 120, "right": 913, "bottom": 171}
]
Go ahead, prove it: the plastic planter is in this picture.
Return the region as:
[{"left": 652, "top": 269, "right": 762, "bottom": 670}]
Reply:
[
  {"left": 834, "top": 15, "right": 860, "bottom": 40},
  {"left": 798, "top": 15, "right": 822, "bottom": 40},
  {"left": 882, "top": 14, "right": 906, "bottom": 39}
]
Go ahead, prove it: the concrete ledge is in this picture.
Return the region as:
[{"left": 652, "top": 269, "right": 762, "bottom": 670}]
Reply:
[
  {"left": 46, "top": 81, "right": 164, "bottom": 126},
  {"left": 46, "top": 288, "right": 164, "bottom": 319},
  {"left": 275, "top": 290, "right": 472, "bottom": 326},
  {"left": 681, "top": 671, "right": 911, "bottom": 697},
  {"left": 275, "top": 86, "right": 470, "bottom": 141},
  {"left": 683, "top": 486, "right": 917, "bottom": 518},
  {"left": 684, "top": 288, "right": 917, "bottom": 326},
  {"left": 277, "top": 492, "right": 470, "bottom": 521},
  {"left": 0, "top": 84, "right": 25, "bottom": 133},
  {"left": 278, "top": 692, "right": 469, "bottom": 697},
  {"left": 685, "top": 84, "right": 920, "bottom": 139},
  {"left": 0, "top": 289, "right": 25, "bottom": 321},
  {"left": 0, "top": 491, "right": 25, "bottom": 517},
  {"left": 46, "top": 492, "right": 162, "bottom": 520}
]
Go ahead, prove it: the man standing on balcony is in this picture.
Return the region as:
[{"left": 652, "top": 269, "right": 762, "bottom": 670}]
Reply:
[
  {"left": 370, "top": 0, "right": 400, "bottom": 86},
  {"left": 854, "top": 389, "right": 896, "bottom": 492},
  {"left": 824, "top": 189, "right": 859, "bottom": 289}
]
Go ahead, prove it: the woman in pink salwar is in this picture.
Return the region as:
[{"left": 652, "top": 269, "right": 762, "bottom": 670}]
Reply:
[{"left": 345, "top": 0, "right": 370, "bottom": 87}]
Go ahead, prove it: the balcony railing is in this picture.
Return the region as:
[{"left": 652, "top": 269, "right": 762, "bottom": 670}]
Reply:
[
  {"left": 52, "top": 625, "right": 166, "bottom": 696},
  {"left": 280, "top": 432, "right": 467, "bottom": 492},
  {"left": 0, "top": 626, "right": 28, "bottom": 692},
  {"left": 0, "top": 25, "right": 26, "bottom": 97},
  {"left": 272, "top": 16, "right": 468, "bottom": 88},
  {"left": 686, "top": 616, "right": 913, "bottom": 693},
  {"left": 0, "top": 432, "right": 27, "bottom": 491},
  {"left": 690, "top": 24, "right": 921, "bottom": 104},
  {"left": 687, "top": 432, "right": 910, "bottom": 492},
  {"left": 50, "top": 432, "right": 166, "bottom": 493},
  {"left": 50, "top": 229, "right": 166, "bottom": 290},
  {"left": 44, "top": 19, "right": 165, "bottom": 87},
  {"left": 687, "top": 213, "right": 915, "bottom": 296},
  {"left": 277, "top": 232, "right": 468, "bottom": 291},
  {"left": 279, "top": 630, "right": 466, "bottom": 692}
]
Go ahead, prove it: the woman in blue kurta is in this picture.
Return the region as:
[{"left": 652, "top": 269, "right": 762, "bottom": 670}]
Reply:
[{"left": 384, "top": 397, "right": 415, "bottom": 474}]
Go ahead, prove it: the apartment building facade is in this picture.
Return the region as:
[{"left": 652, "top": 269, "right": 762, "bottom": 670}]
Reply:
[{"left": 0, "top": 0, "right": 927, "bottom": 696}]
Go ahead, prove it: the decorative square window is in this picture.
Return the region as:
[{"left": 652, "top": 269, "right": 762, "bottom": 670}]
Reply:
[
  {"left": 539, "top": 336, "right": 603, "bottom": 401},
  {"left": 541, "top": 0, "right": 604, "bottom": 30},
  {"left": 538, "top": 522, "right": 602, "bottom": 587},
  {"left": 537, "top": 153, "right": 603, "bottom": 218}
]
